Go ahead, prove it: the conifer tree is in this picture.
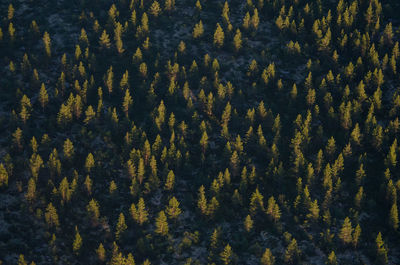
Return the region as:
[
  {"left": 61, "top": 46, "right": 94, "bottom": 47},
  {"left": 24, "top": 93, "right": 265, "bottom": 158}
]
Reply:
[
  {"left": 352, "top": 224, "right": 361, "bottom": 248},
  {"left": 73, "top": 227, "right": 82, "bottom": 255},
  {"left": 39, "top": 83, "right": 49, "bottom": 110},
  {"left": 63, "top": 138, "right": 75, "bottom": 161},
  {"left": 197, "top": 185, "right": 208, "bottom": 215},
  {"left": 284, "top": 239, "right": 301, "bottom": 264},
  {"left": 96, "top": 243, "right": 106, "bottom": 262},
  {"left": 87, "top": 199, "right": 100, "bottom": 222},
  {"left": 261, "top": 248, "right": 275, "bottom": 265},
  {"left": 193, "top": 21, "right": 204, "bottom": 39},
  {"left": 244, "top": 215, "right": 253, "bottom": 232},
  {"left": 376, "top": 232, "right": 388, "bottom": 265},
  {"left": 29, "top": 153, "right": 43, "bottom": 179},
  {"left": 115, "top": 213, "right": 128, "bottom": 240},
  {"left": 166, "top": 196, "right": 182, "bottom": 219},
  {"left": 123, "top": 89, "right": 133, "bottom": 117},
  {"left": 99, "top": 30, "right": 111, "bottom": 49},
  {"left": 389, "top": 203, "right": 399, "bottom": 230},
  {"left": 130, "top": 198, "right": 149, "bottom": 225},
  {"left": 213, "top": 23, "right": 224, "bottom": 48},
  {"left": 85, "top": 153, "right": 95, "bottom": 173},
  {"left": 43, "top": 32, "right": 51, "bottom": 57},
  {"left": 165, "top": 170, "right": 175, "bottom": 191},
  {"left": 45, "top": 203, "right": 59, "bottom": 228},
  {"left": 84, "top": 105, "right": 96, "bottom": 124},
  {"left": 220, "top": 244, "right": 233, "bottom": 265},
  {"left": 339, "top": 217, "right": 353, "bottom": 245},
  {"left": 326, "top": 251, "right": 337, "bottom": 265},
  {"left": 0, "top": 164, "right": 8, "bottom": 187},
  {"left": 233, "top": 29, "right": 242, "bottom": 52},
  {"left": 25, "top": 177, "right": 36, "bottom": 203},
  {"left": 155, "top": 210, "right": 169, "bottom": 236},
  {"left": 150, "top": 1, "right": 161, "bottom": 17}
]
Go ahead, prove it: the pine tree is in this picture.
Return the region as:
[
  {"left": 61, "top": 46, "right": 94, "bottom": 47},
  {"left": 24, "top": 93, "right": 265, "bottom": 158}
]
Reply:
[
  {"left": 213, "top": 23, "right": 224, "bottom": 48},
  {"left": 261, "top": 248, "right": 275, "bottom": 265},
  {"left": 155, "top": 210, "right": 169, "bottom": 236}
]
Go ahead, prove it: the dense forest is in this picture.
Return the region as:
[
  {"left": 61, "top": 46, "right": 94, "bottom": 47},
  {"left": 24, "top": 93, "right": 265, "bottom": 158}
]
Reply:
[{"left": 0, "top": 0, "right": 399, "bottom": 264}]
